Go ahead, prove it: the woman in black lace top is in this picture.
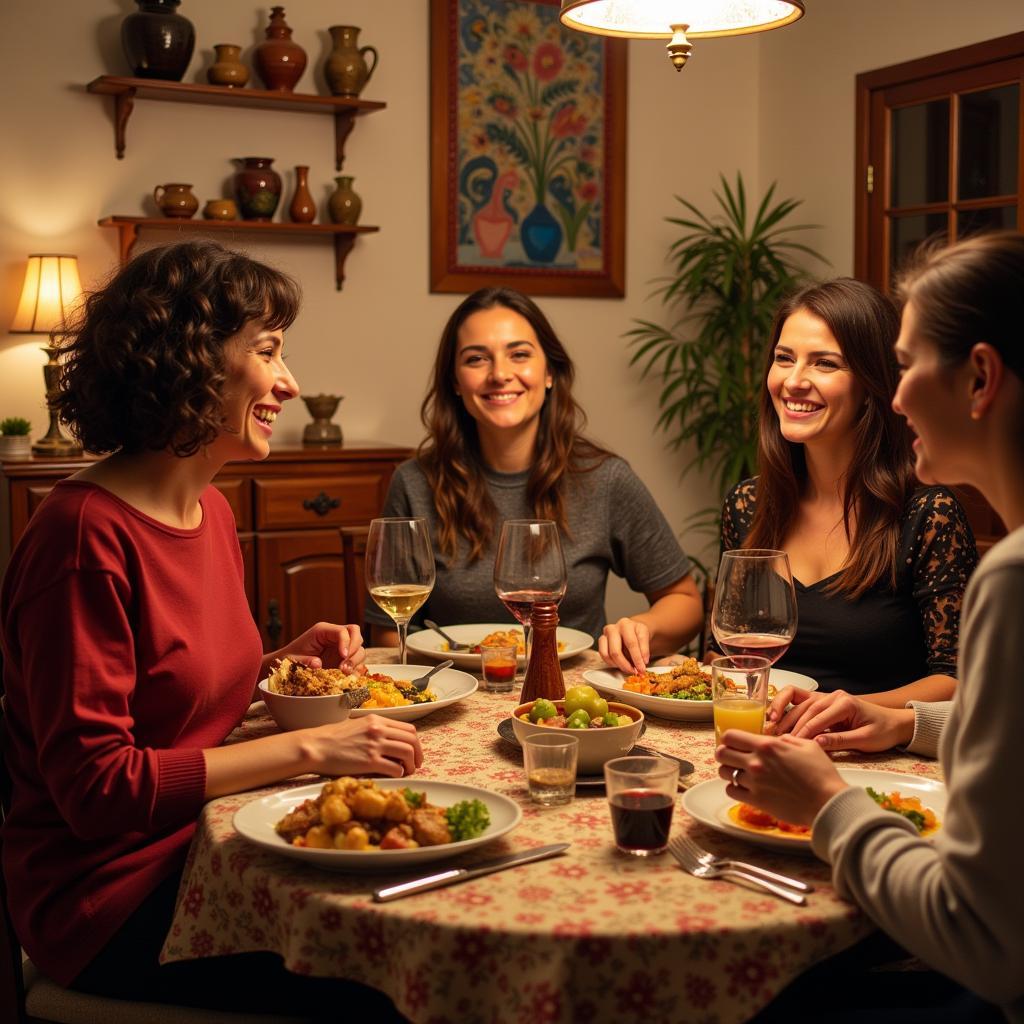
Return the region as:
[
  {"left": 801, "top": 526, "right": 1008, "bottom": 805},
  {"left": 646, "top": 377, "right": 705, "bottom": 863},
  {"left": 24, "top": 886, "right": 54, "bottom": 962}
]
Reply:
[{"left": 718, "top": 278, "right": 977, "bottom": 706}]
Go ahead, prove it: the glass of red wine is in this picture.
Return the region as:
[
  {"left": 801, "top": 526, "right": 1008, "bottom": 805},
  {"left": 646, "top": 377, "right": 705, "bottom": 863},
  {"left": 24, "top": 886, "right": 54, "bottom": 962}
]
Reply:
[
  {"left": 711, "top": 549, "right": 797, "bottom": 667},
  {"left": 493, "top": 519, "right": 567, "bottom": 670},
  {"left": 604, "top": 756, "right": 679, "bottom": 856}
]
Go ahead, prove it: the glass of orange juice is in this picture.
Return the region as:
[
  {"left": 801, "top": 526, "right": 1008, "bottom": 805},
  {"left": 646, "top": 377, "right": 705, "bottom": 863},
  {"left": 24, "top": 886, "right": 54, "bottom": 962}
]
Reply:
[{"left": 711, "top": 654, "right": 771, "bottom": 746}]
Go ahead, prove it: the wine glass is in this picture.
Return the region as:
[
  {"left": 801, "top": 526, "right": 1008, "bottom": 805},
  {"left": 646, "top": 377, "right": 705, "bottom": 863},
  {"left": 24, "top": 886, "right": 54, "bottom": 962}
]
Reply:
[
  {"left": 711, "top": 549, "right": 798, "bottom": 666},
  {"left": 365, "top": 517, "right": 436, "bottom": 664},
  {"left": 493, "top": 519, "right": 567, "bottom": 669}
]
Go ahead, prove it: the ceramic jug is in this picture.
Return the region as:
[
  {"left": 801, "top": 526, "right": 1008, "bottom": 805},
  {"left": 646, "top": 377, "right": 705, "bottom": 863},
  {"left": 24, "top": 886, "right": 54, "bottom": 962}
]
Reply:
[
  {"left": 153, "top": 183, "right": 198, "bottom": 218},
  {"left": 121, "top": 0, "right": 195, "bottom": 81},
  {"left": 288, "top": 165, "right": 316, "bottom": 223},
  {"left": 233, "top": 158, "right": 282, "bottom": 221},
  {"left": 327, "top": 176, "right": 361, "bottom": 225},
  {"left": 324, "top": 26, "right": 378, "bottom": 97},
  {"left": 208, "top": 43, "right": 249, "bottom": 88},
  {"left": 254, "top": 6, "right": 307, "bottom": 91}
]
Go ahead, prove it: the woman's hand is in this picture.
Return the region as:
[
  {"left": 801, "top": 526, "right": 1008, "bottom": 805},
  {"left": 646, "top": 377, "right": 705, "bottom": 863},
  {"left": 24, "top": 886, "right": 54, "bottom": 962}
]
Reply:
[
  {"left": 715, "top": 731, "right": 848, "bottom": 826},
  {"left": 599, "top": 617, "right": 650, "bottom": 674},
  {"left": 305, "top": 715, "right": 424, "bottom": 778},
  {"left": 270, "top": 622, "right": 366, "bottom": 674},
  {"left": 768, "top": 687, "right": 915, "bottom": 752}
]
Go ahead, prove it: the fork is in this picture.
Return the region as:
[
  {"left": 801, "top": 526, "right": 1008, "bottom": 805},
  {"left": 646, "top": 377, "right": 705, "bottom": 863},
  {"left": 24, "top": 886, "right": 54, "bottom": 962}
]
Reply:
[
  {"left": 672, "top": 833, "right": 813, "bottom": 893},
  {"left": 668, "top": 835, "right": 807, "bottom": 905},
  {"left": 424, "top": 620, "right": 471, "bottom": 652}
]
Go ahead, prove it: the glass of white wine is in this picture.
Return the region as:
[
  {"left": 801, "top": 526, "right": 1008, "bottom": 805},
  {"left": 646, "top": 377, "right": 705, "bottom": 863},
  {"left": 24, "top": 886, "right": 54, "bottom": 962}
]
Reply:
[{"left": 365, "top": 517, "right": 436, "bottom": 664}]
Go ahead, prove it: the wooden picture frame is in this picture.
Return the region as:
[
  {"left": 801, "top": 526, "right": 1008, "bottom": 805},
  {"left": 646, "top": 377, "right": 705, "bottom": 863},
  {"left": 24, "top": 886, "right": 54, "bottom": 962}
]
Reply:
[{"left": 430, "top": 0, "right": 626, "bottom": 297}]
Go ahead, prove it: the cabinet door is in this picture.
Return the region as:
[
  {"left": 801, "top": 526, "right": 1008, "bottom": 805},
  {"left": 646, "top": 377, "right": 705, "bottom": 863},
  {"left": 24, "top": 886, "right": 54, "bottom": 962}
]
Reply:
[{"left": 256, "top": 530, "right": 348, "bottom": 651}]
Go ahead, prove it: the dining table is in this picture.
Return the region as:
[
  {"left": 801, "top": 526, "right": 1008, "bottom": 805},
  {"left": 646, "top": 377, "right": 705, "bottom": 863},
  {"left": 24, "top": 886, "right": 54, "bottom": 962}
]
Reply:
[{"left": 160, "top": 649, "right": 943, "bottom": 1024}]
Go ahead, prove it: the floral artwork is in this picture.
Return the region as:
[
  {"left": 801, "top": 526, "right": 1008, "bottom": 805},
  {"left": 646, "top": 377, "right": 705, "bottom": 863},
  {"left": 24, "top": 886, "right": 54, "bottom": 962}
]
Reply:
[{"left": 431, "top": 0, "right": 626, "bottom": 296}]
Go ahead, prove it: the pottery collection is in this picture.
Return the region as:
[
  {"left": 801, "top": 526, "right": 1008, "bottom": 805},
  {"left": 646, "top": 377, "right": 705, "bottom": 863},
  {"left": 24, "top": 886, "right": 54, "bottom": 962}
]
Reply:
[
  {"left": 153, "top": 183, "right": 199, "bottom": 218},
  {"left": 233, "top": 157, "right": 282, "bottom": 221},
  {"left": 254, "top": 6, "right": 306, "bottom": 92},
  {"left": 202, "top": 198, "right": 238, "bottom": 220},
  {"left": 207, "top": 43, "right": 249, "bottom": 88},
  {"left": 288, "top": 166, "right": 317, "bottom": 223},
  {"left": 324, "top": 25, "right": 378, "bottom": 97},
  {"left": 328, "top": 176, "right": 362, "bottom": 225},
  {"left": 122, "top": 0, "right": 195, "bottom": 81}
]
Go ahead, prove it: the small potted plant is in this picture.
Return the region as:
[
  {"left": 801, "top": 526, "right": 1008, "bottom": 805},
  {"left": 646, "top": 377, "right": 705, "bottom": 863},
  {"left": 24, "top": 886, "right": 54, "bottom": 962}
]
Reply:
[{"left": 0, "top": 417, "right": 32, "bottom": 460}]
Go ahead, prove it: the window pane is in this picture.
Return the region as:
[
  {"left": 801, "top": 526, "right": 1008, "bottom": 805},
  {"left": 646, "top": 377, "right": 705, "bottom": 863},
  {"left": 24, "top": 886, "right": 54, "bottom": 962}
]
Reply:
[
  {"left": 890, "top": 213, "right": 948, "bottom": 277},
  {"left": 957, "top": 205, "right": 1017, "bottom": 236},
  {"left": 958, "top": 85, "right": 1019, "bottom": 200},
  {"left": 891, "top": 100, "right": 950, "bottom": 206}
]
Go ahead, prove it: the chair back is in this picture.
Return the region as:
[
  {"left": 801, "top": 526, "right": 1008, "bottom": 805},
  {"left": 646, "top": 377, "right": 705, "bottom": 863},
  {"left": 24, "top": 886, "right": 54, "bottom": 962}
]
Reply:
[{"left": 340, "top": 525, "right": 369, "bottom": 633}]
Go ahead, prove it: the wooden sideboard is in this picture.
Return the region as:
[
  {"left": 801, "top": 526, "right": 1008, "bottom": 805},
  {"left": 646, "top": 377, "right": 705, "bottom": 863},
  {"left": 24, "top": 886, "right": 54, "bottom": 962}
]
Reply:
[{"left": 0, "top": 444, "right": 411, "bottom": 652}]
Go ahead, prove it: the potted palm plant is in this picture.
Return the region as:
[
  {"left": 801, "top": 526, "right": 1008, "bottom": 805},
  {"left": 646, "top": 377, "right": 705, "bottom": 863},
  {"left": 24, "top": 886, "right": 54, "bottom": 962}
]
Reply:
[
  {"left": 627, "top": 173, "right": 826, "bottom": 537},
  {"left": 0, "top": 417, "right": 32, "bottom": 460}
]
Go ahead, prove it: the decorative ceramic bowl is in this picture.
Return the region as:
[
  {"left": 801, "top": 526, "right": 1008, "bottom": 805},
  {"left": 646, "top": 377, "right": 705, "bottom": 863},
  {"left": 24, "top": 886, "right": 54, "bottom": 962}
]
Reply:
[
  {"left": 257, "top": 681, "right": 354, "bottom": 732},
  {"left": 510, "top": 700, "right": 644, "bottom": 774}
]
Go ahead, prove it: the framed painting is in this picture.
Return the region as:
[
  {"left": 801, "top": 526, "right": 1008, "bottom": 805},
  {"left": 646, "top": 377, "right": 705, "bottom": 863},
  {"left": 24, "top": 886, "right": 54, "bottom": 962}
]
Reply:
[{"left": 430, "top": 0, "right": 627, "bottom": 297}]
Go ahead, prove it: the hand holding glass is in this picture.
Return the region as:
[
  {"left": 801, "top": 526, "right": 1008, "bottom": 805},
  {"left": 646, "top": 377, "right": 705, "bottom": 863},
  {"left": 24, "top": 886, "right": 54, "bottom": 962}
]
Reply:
[
  {"left": 712, "top": 654, "right": 771, "bottom": 746},
  {"left": 365, "top": 517, "right": 435, "bottom": 664}
]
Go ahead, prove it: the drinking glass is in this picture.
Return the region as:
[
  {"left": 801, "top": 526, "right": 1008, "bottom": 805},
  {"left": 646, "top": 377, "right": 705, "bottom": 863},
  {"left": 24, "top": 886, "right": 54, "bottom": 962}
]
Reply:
[
  {"left": 711, "top": 654, "right": 771, "bottom": 746},
  {"left": 480, "top": 643, "right": 518, "bottom": 693},
  {"left": 711, "top": 549, "right": 797, "bottom": 665},
  {"left": 523, "top": 733, "right": 578, "bottom": 806},
  {"left": 493, "top": 520, "right": 567, "bottom": 669},
  {"left": 604, "top": 756, "right": 678, "bottom": 856},
  {"left": 365, "top": 517, "right": 435, "bottom": 664}
]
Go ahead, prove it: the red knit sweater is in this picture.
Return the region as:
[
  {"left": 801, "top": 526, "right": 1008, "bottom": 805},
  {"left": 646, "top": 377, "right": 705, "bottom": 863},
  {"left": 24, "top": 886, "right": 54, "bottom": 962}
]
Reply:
[{"left": 1, "top": 480, "right": 262, "bottom": 985}]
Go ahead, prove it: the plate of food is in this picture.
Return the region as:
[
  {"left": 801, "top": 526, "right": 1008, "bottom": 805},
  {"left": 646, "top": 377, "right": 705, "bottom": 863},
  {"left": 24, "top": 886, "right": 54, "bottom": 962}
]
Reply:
[
  {"left": 234, "top": 777, "right": 522, "bottom": 870},
  {"left": 405, "top": 623, "right": 593, "bottom": 668},
  {"left": 582, "top": 659, "right": 818, "bottom": 722},
  {"left": 682, "top": 768, "right": 946, "bottom": 852},
  {"left": 258, "top": 660, "right": 477, "bottom": 728}
]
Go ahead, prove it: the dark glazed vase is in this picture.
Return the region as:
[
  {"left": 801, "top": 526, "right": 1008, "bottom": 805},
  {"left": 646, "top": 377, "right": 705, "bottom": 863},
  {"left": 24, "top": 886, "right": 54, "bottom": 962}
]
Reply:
[
  {"left": 121, "top": 0, "right": 195, "bottom": 82},
  {"left": 233, "top": 157, "right": 282, "bottom": 221},
  {"left": 254, "top": 6, "right": 307, "bottom": 91},
  {"left": 521, "top": 202, "right": 563, "bottom": 263},
  {"left": 327, "top": 176, "right": 361, "bottom": 225}
]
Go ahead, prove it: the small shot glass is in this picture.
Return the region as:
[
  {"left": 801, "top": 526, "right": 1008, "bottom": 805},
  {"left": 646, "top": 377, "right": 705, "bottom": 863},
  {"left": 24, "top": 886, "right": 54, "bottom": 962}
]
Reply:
[
  {"left": 523, "top": 733, "right": 578, "bottom": 806},
  {"left": 604, "top": 755, "right": 678, "bottom": 856},
  {"left": 480, "top": 643, "right": 518, "bottom": 693}
]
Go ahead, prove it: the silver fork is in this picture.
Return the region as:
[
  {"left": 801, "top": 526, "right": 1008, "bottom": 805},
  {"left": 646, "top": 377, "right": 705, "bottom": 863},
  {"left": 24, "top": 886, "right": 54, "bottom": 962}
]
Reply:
[
  {"left": 668, "top": 835, "right": 807, "bottom": 905},
  {"left": 424, "top": 620, "right": 471, "bottom": 652},
  {"left": 673, "top": 833, "right": 813, "bottom": 893}
]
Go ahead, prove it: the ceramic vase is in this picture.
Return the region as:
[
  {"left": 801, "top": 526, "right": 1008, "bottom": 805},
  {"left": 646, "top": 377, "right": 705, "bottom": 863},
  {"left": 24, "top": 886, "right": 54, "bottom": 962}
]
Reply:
[
  {"left": 207, "top": 44, "right": 249, "bottom": 88},
  {"left": 254, "top": 6, "right": 306, "bottom": 91},
  {"left": 328, "top": 176, "right": 361, "bottom": 225},
  {"left": 233, "top": 158, "right": 281, "bottom": 221},
  {"left": 324, "top": 25, "right": 379, "bottom": 98},
  {"left": 288, "top": 165, "right": 316, "bottom": 223},
  {"left": 121, "top": 0, "right": 195, "bottom": 81},
  {"left": 153, "top": 182, "right": 198, "bottom": 218},
  {"left": 301, "top": 394, "right": 343, "bottom": 446}
]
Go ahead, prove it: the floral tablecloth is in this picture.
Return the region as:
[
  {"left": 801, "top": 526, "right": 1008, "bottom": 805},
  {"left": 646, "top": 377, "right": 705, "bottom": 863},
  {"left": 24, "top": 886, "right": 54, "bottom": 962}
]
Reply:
[{"left": 162, "top": 650, "right": 942, "bottom": 1024}]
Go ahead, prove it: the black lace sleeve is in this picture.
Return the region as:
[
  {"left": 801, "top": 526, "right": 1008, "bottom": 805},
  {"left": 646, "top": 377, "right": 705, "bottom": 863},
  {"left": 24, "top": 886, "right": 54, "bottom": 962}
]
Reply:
[
  {"left": 904, "top": 487, "right": 979, "bottom": 676},
  {"left": 720, "top": 478, "right": 757, "bottom": 554}
]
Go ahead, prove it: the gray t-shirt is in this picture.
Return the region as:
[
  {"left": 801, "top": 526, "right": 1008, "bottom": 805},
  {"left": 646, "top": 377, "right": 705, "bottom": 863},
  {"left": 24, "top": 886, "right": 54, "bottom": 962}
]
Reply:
[{"left": 364, "top": 457, "right": 691, "bottom": 642}]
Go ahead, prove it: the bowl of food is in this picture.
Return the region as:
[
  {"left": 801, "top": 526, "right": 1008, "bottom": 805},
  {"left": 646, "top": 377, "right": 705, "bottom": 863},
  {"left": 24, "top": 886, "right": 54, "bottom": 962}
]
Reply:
[{"left": 510, "top": 684, "right": 644, "bottom": 774}]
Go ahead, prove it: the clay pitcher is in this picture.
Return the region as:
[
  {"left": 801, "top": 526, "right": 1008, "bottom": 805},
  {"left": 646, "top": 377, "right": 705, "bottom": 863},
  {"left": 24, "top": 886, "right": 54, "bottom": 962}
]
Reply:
[
  {"left": 254, "top": 6, "right": 307, "bottom": 91},
  {"left": 208, "top": 43, "right": 249, "bottom": 87},
  {"left": 153, "top": 182, "right": 198, "bottom": 218},
  {"left": 233, "top": 157, "right": 282, "bottom": 221},
  {"left": 328, "top": 176, "right": 361, "bottom": 225},
  {"left": 324, "top": 26, "right": 378, "bottom": 97},
  {"left": 288, "top": 165, "right": 316, "bottom": 223}
]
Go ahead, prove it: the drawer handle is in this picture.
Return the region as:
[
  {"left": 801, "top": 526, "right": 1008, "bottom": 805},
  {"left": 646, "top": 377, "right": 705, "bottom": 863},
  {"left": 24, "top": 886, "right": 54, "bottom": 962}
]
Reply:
[
  {"left": 303, "top": 491, "right": 341, "bottom": 517},
  {"left": 266, "top": 598, "right": 283, "bottom": 649}
]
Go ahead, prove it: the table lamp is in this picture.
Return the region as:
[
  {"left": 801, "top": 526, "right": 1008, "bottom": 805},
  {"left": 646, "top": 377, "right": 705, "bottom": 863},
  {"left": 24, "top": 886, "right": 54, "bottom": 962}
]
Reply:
[{"left": 9, "top": 254, "right": 84, "bottom": 457}]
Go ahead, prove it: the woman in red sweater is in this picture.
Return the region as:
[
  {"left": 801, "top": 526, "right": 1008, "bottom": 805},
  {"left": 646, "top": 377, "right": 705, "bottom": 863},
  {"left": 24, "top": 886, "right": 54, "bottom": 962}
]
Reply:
[{"left": 1, "top": 241, "right": 417, "bottom": 1016}]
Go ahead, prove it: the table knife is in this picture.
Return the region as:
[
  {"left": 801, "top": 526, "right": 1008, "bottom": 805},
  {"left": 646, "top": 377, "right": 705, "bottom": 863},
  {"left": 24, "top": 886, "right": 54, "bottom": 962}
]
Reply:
[{"left": 373, "top": 843, "right": 570, "bottom": 902}]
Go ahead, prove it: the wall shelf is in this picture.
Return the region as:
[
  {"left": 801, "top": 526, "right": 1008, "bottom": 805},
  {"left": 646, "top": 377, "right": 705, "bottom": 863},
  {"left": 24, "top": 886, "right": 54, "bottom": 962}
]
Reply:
[
  {"left": 98, "top": 216, "right": 379, "bottom": 291},
  {"left": 86, "top": 76, "right": 386, "bottom": 169}
]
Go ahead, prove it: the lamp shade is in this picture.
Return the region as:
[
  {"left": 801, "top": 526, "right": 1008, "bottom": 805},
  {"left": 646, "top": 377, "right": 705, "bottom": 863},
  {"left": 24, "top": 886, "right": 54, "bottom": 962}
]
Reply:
[
  {"left": 559, "top": 0, "right": 805, "bottom": 38},
  {"left": 10, "top": 254, "right": 83, "bottom": 334}
]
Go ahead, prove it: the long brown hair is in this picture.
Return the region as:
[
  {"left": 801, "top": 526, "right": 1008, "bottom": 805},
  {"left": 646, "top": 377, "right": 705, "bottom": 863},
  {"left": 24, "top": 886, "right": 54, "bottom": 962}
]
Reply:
[
  {"left": 419, "top": 287, "right": 611, "bottom": 562},
  {"left": 745, "top": 278, "right": 915, "bottom": 598}
]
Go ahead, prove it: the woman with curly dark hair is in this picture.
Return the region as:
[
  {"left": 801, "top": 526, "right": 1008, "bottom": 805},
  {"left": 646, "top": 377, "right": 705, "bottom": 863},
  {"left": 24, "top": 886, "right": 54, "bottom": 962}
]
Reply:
[
  {"left": 716, "top": 278, "right": 977, "bottom": 736},
  {"left": 1, "top": 241, "right": 415, "bottom": 1017},
  {"left": 365, "top": 287, "right": 704, "bottom": 673}
]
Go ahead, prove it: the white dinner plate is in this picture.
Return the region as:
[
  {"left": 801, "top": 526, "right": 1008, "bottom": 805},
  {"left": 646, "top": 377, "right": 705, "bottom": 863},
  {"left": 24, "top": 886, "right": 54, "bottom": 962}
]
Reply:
[
  {"left": 353, "top": 664, "right": 478, "bottom": 721},
  {"left": 405, "top": 623, "right": 593, "bottom": 668},
  {"left": 682, "top": 768, "right": 947, "bottom": 852},
  {"left": 582, "top": 666, "right": 818, "bottom": 722},
  {"left": 233, "top": 778, "right": 522, "bottom": 871}
]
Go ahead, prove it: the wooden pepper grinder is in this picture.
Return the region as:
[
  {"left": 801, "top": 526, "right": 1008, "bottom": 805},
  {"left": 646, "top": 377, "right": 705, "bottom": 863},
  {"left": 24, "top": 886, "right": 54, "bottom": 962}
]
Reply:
[{"left": 521, "top": 602, "right": 566, "bottom": 703}]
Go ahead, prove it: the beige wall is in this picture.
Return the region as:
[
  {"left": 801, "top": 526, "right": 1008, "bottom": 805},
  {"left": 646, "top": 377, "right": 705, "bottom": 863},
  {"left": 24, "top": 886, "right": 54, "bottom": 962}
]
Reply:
[{"left": 1, "top": 1, "right": 1019, "bottom": 617}]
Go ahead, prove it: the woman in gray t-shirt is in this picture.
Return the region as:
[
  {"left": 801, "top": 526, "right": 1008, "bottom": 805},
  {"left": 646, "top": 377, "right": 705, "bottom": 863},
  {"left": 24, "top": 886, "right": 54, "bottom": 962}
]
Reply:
[{"left": 366, "top": 287, "right": 703, "bottom": 672}]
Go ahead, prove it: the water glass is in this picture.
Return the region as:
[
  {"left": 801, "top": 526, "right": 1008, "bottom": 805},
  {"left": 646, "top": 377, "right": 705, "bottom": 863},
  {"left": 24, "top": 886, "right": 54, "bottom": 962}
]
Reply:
[
  {"left": 480, "top": 644, "right": 518, "bottom": 692},
  {"left": 604, "top": 756, "right": 678, "bottom": 856},
  {"left": 711, "top": 654, "right": 771, "bottom": 746},
  {"left": 523, "top": 734, "right": 578, "bottom": 806}
]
